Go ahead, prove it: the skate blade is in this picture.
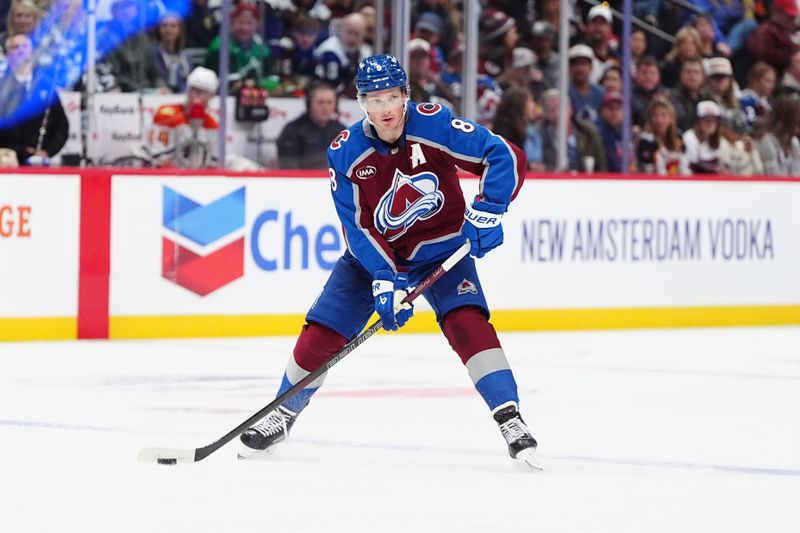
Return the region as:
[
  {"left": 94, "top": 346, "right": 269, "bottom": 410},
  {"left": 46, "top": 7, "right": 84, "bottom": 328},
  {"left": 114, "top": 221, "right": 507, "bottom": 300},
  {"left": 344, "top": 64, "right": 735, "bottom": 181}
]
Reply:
[
  {"left": 514, "top": 448, "right": 543, "bottom": 471},
  {"left": 237, "top": 445, "right": 277, "bottom": 461}
]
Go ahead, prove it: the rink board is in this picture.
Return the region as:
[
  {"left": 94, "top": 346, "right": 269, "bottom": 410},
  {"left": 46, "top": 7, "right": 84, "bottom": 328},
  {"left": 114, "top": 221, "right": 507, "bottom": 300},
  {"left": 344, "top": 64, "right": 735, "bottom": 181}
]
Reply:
[{"left": 1, "top": 170, "right": 799, "bottom": 340}]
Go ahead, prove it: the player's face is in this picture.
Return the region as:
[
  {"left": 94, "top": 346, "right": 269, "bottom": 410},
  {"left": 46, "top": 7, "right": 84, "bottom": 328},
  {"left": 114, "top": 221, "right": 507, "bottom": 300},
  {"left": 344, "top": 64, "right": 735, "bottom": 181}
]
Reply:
[
  {"left": 187, "top": 87, "right": 212, "bottom": 108},
  {"left": 362, "top": 87, "right": 406, "bottom": 138}
]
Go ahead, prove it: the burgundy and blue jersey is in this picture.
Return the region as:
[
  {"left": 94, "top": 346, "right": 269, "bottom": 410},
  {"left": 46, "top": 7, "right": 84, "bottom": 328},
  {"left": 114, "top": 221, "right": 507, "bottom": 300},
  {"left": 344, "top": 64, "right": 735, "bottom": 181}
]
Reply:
[{"left": 327, "top": 102, "right": 526, "bottom": 277}]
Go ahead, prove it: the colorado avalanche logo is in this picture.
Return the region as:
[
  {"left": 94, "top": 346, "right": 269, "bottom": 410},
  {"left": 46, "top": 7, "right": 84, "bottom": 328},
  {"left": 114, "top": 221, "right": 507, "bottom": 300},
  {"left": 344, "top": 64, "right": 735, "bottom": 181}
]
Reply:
[
  {"left": 457, "top": 279, "right": 478, "bottom": 295},
  {"left": 374, "top": 169, "right": 445, "bottom": 241}
]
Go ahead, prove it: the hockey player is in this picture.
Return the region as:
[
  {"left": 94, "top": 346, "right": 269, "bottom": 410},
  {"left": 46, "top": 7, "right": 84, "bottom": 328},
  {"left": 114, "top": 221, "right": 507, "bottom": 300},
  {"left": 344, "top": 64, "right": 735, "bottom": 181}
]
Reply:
[
  {"left": 240, "top": 54, "right": 540, "bottom": 469},
  {"left": 146, "top": 66, "right": 220, "bottom": 168}
]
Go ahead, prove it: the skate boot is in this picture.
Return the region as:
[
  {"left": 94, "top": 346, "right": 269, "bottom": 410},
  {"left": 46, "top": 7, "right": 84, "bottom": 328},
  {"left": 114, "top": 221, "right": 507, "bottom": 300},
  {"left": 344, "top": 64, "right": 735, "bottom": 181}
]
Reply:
[
  {"left": 238, "top": 406, "right": 298, "bottom": 459},
  {"left": 492, "top": 401, "right": 542, "bottom": 470}
]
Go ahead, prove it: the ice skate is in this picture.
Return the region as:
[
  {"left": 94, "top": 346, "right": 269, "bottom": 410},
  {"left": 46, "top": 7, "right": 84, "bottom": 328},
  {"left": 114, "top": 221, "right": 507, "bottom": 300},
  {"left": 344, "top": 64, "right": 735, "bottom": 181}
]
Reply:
[
  {"left": 238, "top": 406, "right": 298, "bottom": 459},
  {"left": 493, "top": 402, "right": 542, "bottom": 471}
]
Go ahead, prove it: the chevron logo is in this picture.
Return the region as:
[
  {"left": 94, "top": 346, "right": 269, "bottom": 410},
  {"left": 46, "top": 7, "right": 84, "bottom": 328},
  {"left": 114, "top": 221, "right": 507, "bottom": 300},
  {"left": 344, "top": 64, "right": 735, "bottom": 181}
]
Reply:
[{"left": 162, "top": 186, "right": 246, "bottom": 296}]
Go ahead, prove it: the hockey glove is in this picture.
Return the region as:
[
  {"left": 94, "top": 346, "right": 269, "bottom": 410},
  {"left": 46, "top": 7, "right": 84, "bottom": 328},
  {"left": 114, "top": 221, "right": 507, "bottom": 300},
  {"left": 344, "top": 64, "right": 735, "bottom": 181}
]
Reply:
[
  {"left": 463, "top": 199, "right": 505, "bottom": 258},
  {"left": 372, "top": 270, "right": 414, "bottom": 331}
]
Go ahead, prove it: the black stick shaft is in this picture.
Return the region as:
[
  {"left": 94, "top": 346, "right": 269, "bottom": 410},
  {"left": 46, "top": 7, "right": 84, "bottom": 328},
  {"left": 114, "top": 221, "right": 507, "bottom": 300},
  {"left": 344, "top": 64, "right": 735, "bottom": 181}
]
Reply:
[{"left": 193, "top": 241, "right": 471, "bottom": 462}]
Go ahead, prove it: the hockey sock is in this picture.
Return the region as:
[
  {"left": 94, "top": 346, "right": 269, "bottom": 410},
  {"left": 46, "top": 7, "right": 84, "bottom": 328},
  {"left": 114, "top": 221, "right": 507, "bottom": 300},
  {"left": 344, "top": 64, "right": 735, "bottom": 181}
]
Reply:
[
  {"left": 441, "top": 306, "right": 520, "bottom": 410},
  {"left": 278, "top": 322, "right": 348, "bottom": 413}
]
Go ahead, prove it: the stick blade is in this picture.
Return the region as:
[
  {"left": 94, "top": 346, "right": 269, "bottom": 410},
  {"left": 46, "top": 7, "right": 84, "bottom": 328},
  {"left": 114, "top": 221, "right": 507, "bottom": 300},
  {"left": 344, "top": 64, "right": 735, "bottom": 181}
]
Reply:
[{"left": 138, "top": 447, "right": 196, "bottom": 465}]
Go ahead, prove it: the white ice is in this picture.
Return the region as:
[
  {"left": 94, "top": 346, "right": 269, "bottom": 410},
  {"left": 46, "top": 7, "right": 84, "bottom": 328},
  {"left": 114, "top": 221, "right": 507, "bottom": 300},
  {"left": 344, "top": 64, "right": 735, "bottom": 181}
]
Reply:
[{"left": 1, "top": 327, "right": 799, "bottom": 533}]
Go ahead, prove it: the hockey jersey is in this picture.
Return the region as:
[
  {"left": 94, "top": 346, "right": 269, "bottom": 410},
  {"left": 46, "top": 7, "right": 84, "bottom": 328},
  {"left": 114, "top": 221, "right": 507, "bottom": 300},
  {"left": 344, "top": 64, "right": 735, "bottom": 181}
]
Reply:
[
  {"left": 148, "top": 103, "right": 219, "bottom": 167},
  {"left": 327, "top": 102, "right": 526, "bottom": 277}
]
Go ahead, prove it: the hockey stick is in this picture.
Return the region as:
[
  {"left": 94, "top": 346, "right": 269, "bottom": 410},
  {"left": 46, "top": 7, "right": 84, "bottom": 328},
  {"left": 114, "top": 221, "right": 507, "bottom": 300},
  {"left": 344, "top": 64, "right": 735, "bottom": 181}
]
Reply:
[{"left": 138, "top": 240, "right": 471, "bottom": 465}]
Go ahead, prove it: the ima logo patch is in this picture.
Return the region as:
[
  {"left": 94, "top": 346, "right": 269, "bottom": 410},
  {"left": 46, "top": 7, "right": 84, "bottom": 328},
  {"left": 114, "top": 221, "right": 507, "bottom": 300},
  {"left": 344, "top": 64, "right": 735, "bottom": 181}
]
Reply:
[
  {"left": 374, "top": 169, "right": 444, "bottom": 241},
  {"left": 457, "top": 279, "right": 478, "bottom": 295},
  {"left": 161, "top": 186, "right": 246, "bottom": 296},
  {"left": 355, "top": 165, "right": 377, "bottom": 179}
]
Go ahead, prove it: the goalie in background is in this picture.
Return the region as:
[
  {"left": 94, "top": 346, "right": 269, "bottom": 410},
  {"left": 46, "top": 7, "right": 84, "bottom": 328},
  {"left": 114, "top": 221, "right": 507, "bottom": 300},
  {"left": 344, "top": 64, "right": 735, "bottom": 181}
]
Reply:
[
  {"left": 239, "top": 54, "right": 541, "bottom": 469},
  {"left": 146, "top": 66, "right": 220, "bottom": 168}
]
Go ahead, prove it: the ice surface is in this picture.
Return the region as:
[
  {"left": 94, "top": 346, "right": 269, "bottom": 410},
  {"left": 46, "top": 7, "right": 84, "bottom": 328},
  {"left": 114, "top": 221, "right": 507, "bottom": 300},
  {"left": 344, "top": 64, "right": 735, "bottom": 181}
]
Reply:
[{"left": 1, "top": 327, "right": 799, "bottom": 532}]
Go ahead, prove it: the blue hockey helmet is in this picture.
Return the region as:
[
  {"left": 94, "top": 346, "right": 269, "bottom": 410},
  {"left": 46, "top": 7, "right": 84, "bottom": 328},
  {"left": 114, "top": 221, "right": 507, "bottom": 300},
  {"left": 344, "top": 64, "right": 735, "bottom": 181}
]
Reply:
[{"left": 355, "top": 54, "right": 408, "bottom": 96}]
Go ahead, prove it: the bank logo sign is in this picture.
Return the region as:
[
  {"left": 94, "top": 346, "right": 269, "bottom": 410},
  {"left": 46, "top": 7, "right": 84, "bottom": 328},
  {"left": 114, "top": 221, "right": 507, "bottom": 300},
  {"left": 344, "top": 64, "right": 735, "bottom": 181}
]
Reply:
[{"left": 162, "top": 186, "right": 246, "bottom": 296}]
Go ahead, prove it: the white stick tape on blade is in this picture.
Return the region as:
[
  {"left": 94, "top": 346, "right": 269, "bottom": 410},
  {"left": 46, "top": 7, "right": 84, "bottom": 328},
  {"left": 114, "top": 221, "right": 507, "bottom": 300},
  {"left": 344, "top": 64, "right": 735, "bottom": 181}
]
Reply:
[{"left": 465, "top": 206, "right": 503, "bottom": 229}]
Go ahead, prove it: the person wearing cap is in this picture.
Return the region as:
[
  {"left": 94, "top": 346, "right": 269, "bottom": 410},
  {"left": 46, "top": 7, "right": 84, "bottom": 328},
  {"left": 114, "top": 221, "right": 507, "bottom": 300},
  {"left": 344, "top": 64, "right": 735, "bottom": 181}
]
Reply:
[
  {"left": 568, "top": 44, "right": 605, "bottom": 125},
  {"left": 313, "top": 12, "right": 371, "bottom": 97},
  {"left": 595, "top": 91, "right": 631, "bottom": 173},
  {"left": 683, "top": 100, "right": 760, "bottom": 175},
  {"left": 479, "top": 8, "right": 519, "bottom": 77},
  {"left": 528, "top": 20, "right": 559, "bottom": 90},
  {"left": 705, "top": 57, "right": 748, "bottom": 134},
  {"left": 411, "top": 0, "right": 459, "bottom": 52},
  {"left": 412, "top": 11, "right": 445, "bottom": 75},
  {"left": 406, "top": 37, "right": 454, "bottom": 107},
  {"left": 146, "top": 66, "right": 220, "bottom": 168},
  {"left": 497, "top": 47, "right": 545, "bottom": 101},
  {"left": 748, "top": 0, "right": 800, "bottom": 71},
  {"left": 204, "top": 2, "right": 274, "bottom": 92},
  {"left": 95, "top": 0, "right": 168, "bottom": 92},
  {"left": 581, "top": 3, "right": 620, "bottom": 85},
  {"left": 669, "top": 57, "right": 712, "bottom": 133}
]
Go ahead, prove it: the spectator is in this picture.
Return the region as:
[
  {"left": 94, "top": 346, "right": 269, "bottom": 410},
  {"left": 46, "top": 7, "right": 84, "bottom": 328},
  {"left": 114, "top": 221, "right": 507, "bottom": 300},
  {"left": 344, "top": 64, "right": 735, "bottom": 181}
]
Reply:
[
  {"left": 491, "top": 86, "right": 543, "bottom": 171},
  {"left": 0, "top": 0, "right": 41, "bottom": 52},
  {"left": 683, "top": 100, "right": 736, "bottom": 173},
  {"left": 739, "top": 61, "right": 777, "bottom": 132},
  {"left": 691, "top": 12, "right": 731, "bottom": 58},
  {"left": 96, "top": 0, "right": 167, "bottom": 92},
  {"left": 568, "top": 44, "right": 605, "bottom": 125},
  {"left": 205, "top": 2, "right": 273, "bottom": 92},
  {"left": 276, "top": 80, "right": 345, "bottom": 169},
  {"left": 498, "top": 47, "right": 546, "bottom": 100},
  {"left": 439, "top": 41, "right": 501, "bottom": 120},
  {"left": 184, "top": 0, "right": 220, "bottom": 49},
  {"left": 0, "top": 34, "right": 68, "bottom": 165},
  {"left": 691, "top": 0, "right": 759, "bottom": 55},
  {"left": 599, "top": 64, "right": 622, "bottom": 94},
  {"left": 479, "top": 8, "right": 518, "bottom": 77},
  {"left": 411, "top": 0, "right": 460, "bottom": 52},
  {"left": 146, "top": 66, "right": 219, "bottom": 168},
  {"left": 660, "top": 26, "right": 702, "bottom": 87},
  {"left": 529, "top": 20, "right": 559, "bottom": 90},
  {"left": 636, "top": 97, "right": 690, "bottom": 175},
  {"left": 596, "top": 91, "right": 631, "bottom": 173},
  {"left": 537, "top": 88, "right": 607, "bottom": 172},
  {"left": 669, "top": 57, "right": 711, "bottom": 133},
  {"left": 632, "top": 55, "right": 668, "bottom": 128},
  {"left": 747, "top": 0, "right": 800, "bottom": 72},
  {"left": 705, "top": 57, "right": 748, "bottom": 134},
  {"left": 355, "top": 1, "right": 376, "bottom": 49},
  {"left": 412, "top": 12, "right": 445, "bottom": 74},
  {"left": 313, "top": 12, "right": 370, "bottom": 97},
  {"left": 628, "top": 27, "right": 649, "bottom": 77},
  {"left": 152, "top": 12, "right": 191, "bottom": 94},
  {"left": 277, "top": 13, "right": 321, "bottom": 90},
  {"left": 582, "top": 3, "right": 619, "bottom": 84},
  {"left": 778, "top": 49, "right": 800, "bottom": 96},
  {"left": 756, "top": 95, "right": 800, "bottom": 176},
  {"left": 406, "top": 38, "right": 453, "bottom": 106}
]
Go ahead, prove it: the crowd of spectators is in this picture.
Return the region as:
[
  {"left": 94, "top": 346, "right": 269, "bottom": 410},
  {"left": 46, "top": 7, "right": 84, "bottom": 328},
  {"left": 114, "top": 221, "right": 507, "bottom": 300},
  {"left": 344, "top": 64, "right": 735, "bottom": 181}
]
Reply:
[{"left": 0, "top": 0, "right": 798, "bottom": 175}]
